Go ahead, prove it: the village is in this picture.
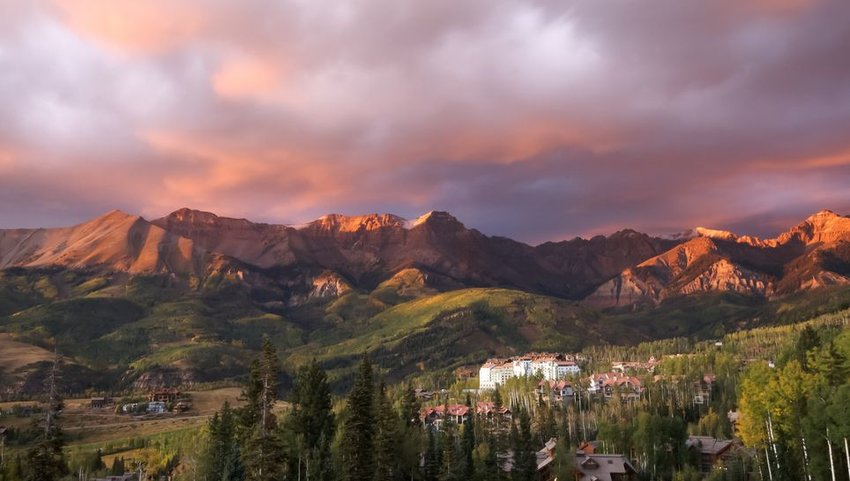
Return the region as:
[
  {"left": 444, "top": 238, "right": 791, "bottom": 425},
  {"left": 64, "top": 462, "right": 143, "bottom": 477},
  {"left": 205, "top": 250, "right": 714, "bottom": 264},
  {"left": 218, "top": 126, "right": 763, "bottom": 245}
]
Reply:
[{"left": 411, "top": 352, "right": 740, "bottom": 481}]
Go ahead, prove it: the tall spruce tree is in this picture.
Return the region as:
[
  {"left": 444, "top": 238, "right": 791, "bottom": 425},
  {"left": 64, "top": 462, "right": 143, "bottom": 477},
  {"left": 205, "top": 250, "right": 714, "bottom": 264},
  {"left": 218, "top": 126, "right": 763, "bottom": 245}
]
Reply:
[
  {"left": 482, "top": 428, "right": 502, "bottom": 481},
  {"left": 289, "top": 358, "right": 336, "bottom": 481},
  {"left": 238, "top": 358, "right": 263, "bottom": 434},
  {"left": 511, "top": 410, "right": 536, "bottom": 481},
  {"left": 374, "top": 382, "right": 400, "bottom": 481},
  {"left": 440, "top": 415, "right": 461, "bottom": 481},
  {"left": 460, "top": 395, "right": 476, "bottom": 481},
  {"left": 242, "top": 338, "right": 287, "bottom": 481},
  {"left": 199, "top": 401, "right": 243, "bottom": 481},
  {"left": 342, "top": 354, "right": 376, "bottom": 481},
  {"left": 24, "top": 354, "right": 67, "bottom": 481},
  {"left": 424, "top": 428, "right": 442, "bottom": 481},
  {"left": 400, "top": 383, "right": 422, "bottom": 428},
  {"left": 290, "top": 359, "right": 335, "bottom": 449}
]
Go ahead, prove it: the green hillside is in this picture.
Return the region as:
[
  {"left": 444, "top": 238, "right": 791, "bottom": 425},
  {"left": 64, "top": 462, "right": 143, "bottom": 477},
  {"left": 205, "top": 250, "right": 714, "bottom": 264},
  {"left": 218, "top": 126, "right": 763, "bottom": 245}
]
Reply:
[{"left": 4, "top": 267, "right": 850, "bottom": 397}]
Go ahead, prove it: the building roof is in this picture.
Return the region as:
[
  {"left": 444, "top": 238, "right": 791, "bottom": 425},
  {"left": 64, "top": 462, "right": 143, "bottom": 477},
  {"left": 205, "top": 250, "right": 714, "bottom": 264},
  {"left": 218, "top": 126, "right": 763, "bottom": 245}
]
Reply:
[
  {"left": 576, "top": 453, "right": 638, "bottom": 481},
  {"left": 476, "top": 401, "right": 511, "bottom": 415},
  {"left": 421, "top": 404, "right": 471, "bottom": 420},
  {"left": 686, "top": 436, "right": 734, "bottom": 455}
]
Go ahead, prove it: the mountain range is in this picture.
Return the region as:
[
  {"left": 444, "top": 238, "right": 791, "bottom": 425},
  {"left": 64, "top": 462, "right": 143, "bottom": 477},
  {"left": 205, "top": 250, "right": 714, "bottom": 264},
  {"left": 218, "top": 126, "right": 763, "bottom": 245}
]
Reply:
[
  {"left": 2, "top": 207, "right": 850, "bottom": 394},
  {"left": 3, "top": 207, "right": 850, "bottom": 304}
]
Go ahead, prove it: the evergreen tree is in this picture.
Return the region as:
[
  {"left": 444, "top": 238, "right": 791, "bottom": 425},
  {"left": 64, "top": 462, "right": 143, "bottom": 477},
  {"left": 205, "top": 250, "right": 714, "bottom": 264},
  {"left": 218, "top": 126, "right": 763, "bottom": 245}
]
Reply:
[
  {"left": 482, "top": 429, "right": 501, "bottom": 481},
  {"left": 342, "top": 354, "right": 376, "bottom": 481},
  {"left": 374, "top": 382, "right": 400, "bottom": 481},
  {"left": 289, "top": 358, "right": 335, "bottom": 481},
  {"left": 241, "top": 338, "right": 286, "bottom": 481},
  {"left": 440, "top": 416, "right": 460, "bottom": 481},
  {"left": 400, "top": 383, "right": 422, "bottom": 428},
  {"left": 290, "top": 359, "right": 335, "bottom": 449},
  {"left": 423, "top": 428, "right": 441, "bottom": 481},
  {"left": 242, "top": 429, "right": 287, "bottom": 481},
  {"left": 238, "top": 359, "right": 263, "bottom": 434},
  {"left": 460, "top": 395, "right": 476, "bottom": 481},
  {"left": 538, "top": 405, "right": 557, "bottom": 445},
  {"left": 199, "top": 402, "right": 244, "bottom": 481},
  {"left": 510, "top": 411, "right": 536, "bottom": 481},
  {"left": 795, "top": 326, "right": 820, "bottom": 370},
  {"left": 24, "top": 355, "right": 67, "bottom": 481}
]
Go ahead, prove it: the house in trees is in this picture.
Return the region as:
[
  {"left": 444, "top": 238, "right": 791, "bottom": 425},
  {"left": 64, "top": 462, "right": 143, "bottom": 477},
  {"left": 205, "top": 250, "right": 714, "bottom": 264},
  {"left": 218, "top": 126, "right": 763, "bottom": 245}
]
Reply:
[
  {"left": 575, "top": 452, "right": 638, "bottom": 481},
  {"left": 475, "top": 401, "right": 512, "bottom": 421},
  {"left": 420, "top": 404, "right": 470, "bottom": 427},
  {"left": 686, "top": 436, "right": 734, "bottom": 472},
  {"left": 537, "top": 379, "right": 574, "bottom": 401},
  {"left": 588, "top": 373, "right": 642, "bottom": 399}
]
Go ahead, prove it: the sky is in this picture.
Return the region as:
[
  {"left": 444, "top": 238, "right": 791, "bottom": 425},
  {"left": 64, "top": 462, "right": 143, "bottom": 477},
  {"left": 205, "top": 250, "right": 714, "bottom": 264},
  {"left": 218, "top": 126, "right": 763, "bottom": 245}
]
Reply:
[{"left": 1, "top": 0, "right": 849, "bottom": 244}]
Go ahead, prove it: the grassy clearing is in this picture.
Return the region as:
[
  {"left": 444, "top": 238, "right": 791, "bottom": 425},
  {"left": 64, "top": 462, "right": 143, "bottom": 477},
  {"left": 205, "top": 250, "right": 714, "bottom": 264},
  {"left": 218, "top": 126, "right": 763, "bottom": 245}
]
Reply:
[{"left": 0, "top": 333, "right": 57, "bottom": 372}]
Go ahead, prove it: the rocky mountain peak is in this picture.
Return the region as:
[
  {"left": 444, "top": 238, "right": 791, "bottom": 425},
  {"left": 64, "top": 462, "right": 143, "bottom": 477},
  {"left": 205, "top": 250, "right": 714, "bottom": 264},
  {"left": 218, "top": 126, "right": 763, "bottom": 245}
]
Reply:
[{"left": 307, "top": 213, "right": 408, "bottom": 233}]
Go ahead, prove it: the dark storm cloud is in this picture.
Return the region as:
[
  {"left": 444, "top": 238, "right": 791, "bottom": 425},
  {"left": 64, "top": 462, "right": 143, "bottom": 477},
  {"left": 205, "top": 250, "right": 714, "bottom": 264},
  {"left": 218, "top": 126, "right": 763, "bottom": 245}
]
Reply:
[{"left": 0, "top": 0, "right": 849, "bottom": 242}]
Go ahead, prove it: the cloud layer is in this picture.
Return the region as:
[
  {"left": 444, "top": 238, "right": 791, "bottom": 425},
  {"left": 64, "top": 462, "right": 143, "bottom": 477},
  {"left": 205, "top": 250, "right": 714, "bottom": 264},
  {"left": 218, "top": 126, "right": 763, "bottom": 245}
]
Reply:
[{"left": 1, "top": 0, "right": 849, "bottom": 243}]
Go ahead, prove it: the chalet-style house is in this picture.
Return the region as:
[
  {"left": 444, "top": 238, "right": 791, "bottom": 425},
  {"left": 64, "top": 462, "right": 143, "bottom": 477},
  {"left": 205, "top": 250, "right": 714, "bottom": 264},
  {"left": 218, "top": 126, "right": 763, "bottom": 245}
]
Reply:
[
  {"left": 421, "top": 402, "right": 512, "bottom": 428},
  {"left": 611, "top": 357, "right": 659, "bottom": 373},
  {"left": 588, "top": 373, "right": 642, "bottom": 399},
  {"left": 575, "top": 452, "right": 638, "bottom": 481},
  {"left": 421, "top": 404, "right": 470, "bottom": 427},
  {"left": 537, "top": 379, "right": 574, "bottom": 401},
  {"left": 475, "top": 401, "right": 512, "bottom": 421},
  {"left": 686, "top": 436, "right": 735, "bottom": 472},
  {"left": 148, "top": 388, "right": 181, "bottom": 403}
]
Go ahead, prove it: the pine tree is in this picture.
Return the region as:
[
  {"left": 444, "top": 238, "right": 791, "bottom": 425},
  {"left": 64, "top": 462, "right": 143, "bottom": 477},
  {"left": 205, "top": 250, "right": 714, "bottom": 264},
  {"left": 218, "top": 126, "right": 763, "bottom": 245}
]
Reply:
[
  {"left": 400, "top": 383, "right": 422, "bottom": 428},
  {"left": 482, "top": 429, "right": 502, "bottom": 481},
  {"left": 290, "top": 359, "right": 335, "bottom": 450},
  {"left": 238, "top": 358, "right": 263, "bottom": 434},
  {"left": 423, "top": 428, "right": 441, "bottom": 481},
  {"left": 460, "top": 395, "right": 476, "bottom": 481},
  {"left": 289, "top": 358, "right": 335, "bottom": 481},
  {"left": 242, "top": 428, "right": 287, "bottom": 481},
  {"left": 199, "top": 402, "right": 244, "bottom": 481},
  {"left": 440, "top": 416, "right": 460, "bottom": 481},
  {"left": 241, "top": 338, "right": 286, "bottom": 481},
  {"left": 24, "top": 354, "right": 67, "bottom": 481},
  {"left": 257, "top": 337, "right": 280, "bottom": 437},
  {"left": 374, "top": 382, "right": 400, "bottom": 481},
  {"left": 342, "top": 354, "right": 376, "bottom": 481},
  {"left": 510, "top": 411, "right": 536, "bottom": 481}
]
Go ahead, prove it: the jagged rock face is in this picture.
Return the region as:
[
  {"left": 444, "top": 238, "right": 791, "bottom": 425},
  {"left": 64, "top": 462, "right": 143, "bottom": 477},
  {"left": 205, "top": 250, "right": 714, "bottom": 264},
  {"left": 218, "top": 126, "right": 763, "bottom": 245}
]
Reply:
[
  {"left": 150, "top": 208, "right": 675, "bottom": 299},
  {"left": 588, "top": 210, "right": 850, "bottom": 307},
  {"left": 5, "top": 207, "right": 850, "bottom": 307}
]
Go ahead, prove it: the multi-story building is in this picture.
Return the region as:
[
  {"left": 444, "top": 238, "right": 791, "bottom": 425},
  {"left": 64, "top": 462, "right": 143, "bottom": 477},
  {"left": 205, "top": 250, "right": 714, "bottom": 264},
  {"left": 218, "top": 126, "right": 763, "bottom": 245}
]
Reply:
[{"left": 479, "top": 353, "right": 581, "bottom": 390}]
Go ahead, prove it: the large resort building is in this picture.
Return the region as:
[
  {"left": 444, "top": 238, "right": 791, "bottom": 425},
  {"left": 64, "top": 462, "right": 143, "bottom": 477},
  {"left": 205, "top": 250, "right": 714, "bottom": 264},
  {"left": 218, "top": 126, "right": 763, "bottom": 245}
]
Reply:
[{"left": 479, "top": 353, "right": 581, "bottom": 390}]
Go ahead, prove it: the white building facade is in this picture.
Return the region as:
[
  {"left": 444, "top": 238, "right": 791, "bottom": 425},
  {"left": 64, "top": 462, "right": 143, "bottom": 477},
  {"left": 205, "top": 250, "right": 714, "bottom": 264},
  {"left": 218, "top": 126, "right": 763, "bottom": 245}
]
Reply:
[{"left": 479, "top": 354, "right": 581, "bottom": 390}]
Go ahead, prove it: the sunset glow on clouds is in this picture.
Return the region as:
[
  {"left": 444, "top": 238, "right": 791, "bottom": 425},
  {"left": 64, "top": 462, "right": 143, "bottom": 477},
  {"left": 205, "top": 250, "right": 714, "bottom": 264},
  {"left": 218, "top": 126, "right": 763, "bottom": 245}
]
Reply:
[{"left": 1, "top": 0, "right": 849, "bottom": 242}]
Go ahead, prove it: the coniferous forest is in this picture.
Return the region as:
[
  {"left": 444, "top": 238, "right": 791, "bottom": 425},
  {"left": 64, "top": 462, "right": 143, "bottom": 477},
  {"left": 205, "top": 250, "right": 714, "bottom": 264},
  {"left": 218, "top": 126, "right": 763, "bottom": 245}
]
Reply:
[{"left": 2, "top": 310, "right": 850, "bottom": 481}]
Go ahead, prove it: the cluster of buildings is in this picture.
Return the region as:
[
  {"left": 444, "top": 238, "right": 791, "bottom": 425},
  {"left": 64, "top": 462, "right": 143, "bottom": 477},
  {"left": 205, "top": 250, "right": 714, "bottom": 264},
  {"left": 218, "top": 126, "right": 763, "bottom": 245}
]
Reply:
[
  {"left": 478, "top": 353, "right": 582, "bottom": 390},
  {"left": 420, "top": 401, "right": 512, "bottom": 427}
]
